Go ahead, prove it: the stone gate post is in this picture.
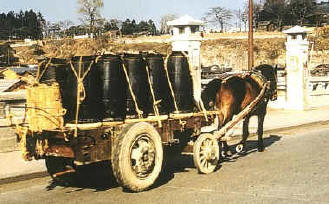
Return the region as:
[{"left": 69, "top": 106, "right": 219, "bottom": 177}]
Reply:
[{"left": 283, "top": 26, "right": 310, "bottom": 110}]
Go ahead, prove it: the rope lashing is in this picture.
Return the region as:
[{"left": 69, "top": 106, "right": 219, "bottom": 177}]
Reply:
[
  {"left": 144, "top": 58, "right": 162, "bottom": 127},
  {"left": 69, "top": 56, "right": 101, "bottom": 137},
  {"left": 163, "top": 52, "right": 180, "bottom": 113},
  {"left": 36, "top": 58, "right": 52, "bottom": 83},
  {"left": 120, "top": 56, "right": 143, "bottom": 119},
  {"left": 180, "top": 51, "right": 208, "bottom": 121}
]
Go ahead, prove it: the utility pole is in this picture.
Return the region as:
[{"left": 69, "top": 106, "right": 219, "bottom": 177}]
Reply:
[{"left": 248, "top": 0, "right": 254, "bottom": 70}]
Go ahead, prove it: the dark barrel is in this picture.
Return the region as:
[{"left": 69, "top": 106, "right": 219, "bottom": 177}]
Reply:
[
  {"left": 167, "top": 52, "right": 194, "bottom": 112},
  {"left": 39, "top": 58, "right": 68, "bottom": 84},
  {"left": 123, "top": 53, "right": 151, "bottom": 117},
  {"left": 145, "top": 53, "right": 171, "bottom": 114},
  {"left": 98, "top": 54, "right": 126, "bottom": 120},
  {"left": 66, "top": 56, "right": 103, "bottom": 122}
]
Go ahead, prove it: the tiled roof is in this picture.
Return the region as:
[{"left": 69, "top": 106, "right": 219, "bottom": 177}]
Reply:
[
  {"left": 7, "top": 67, "right": 38, "bottom": 75},
  {"left": 0, "top": 79, "right": 20, "bottom": 92}
]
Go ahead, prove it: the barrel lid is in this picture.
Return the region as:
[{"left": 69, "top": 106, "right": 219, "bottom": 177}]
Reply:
[
  {"left": 100, "top": 54, "right": 121, "bottom": 60},
  {"left": 170, "top": 51, "right": 185, "bottom": 57},
  {"left": 146, "top": 53, "right": 163, "bottom": 59},
  {"left": 49, "top": 58, "right": 67, "bottom": 64},
  {"left": 38, "top": 57, "right": 67, "bottom": 64},
  {"left": 123, "top": 53, "right": 142, "bottom": 59},
  {"left": 71, "top": 55, "right": 97, "bottom": 62}
]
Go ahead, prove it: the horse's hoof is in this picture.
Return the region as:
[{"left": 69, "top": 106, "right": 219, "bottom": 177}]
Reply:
[
  {"left": 258, "top": 147, "right": 265, "bottom": 152},
  {"left": 236, "top": 144, "right": 244, "bottom": 153}
]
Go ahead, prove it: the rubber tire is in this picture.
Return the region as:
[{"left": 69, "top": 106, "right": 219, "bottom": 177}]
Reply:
[
  {"left": 112, "top": 122, "right": 163, "bottom": 192},
  {"left": 193, "top": 133, "right": 220, "bottom": 174}
]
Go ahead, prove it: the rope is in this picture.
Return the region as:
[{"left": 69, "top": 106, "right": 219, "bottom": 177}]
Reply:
[
  {"left": 163, "top": 52, "right": 180, "bottom": 113},
  {"left": 120, "top": 56, "right": 143, "bottom": 118},
  {"left": 36, "top": 58, "right": 52, "bottom": 83},
  {"left": 69, "top": 56, "right": 101, "bottom": 137},
  {"left": 144, "top": 60, "right": 162, "bottom": 127},
  {"left": 180, "top": 51, "right": 208, "bottom": 121},
  {"left": 35, "top": 60, "right": 46, "bottom": 83}
]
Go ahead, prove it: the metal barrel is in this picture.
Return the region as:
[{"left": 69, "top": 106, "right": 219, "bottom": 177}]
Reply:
[
  {"left": 167, "top": 52, "right": 194, "bottom": 112},
  {"left": 39, "top": 58, "right": 68, "bottom": 84},
  {"left": 68, "top": 56, "right": 103, "bottom": 122},
  {"left": 123, "top": 53, "right": 151, "bottom": 117},
  {"left": 145, "top": 53, "right": 171, "bottom": 114},
  {"left": 98, "top": 54, "right": 127, "bottom": 120}
]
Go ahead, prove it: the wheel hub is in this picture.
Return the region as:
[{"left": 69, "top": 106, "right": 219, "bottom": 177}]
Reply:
[
  {"left": 130, "top": 135, "right": 156, "bottom": 178},
  {"left": 202, "top": 139, "right": 216, "bottom": 161}
]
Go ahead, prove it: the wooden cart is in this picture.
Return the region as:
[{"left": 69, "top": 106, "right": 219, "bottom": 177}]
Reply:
[{"left": 16, "top": 55, "right": 267, "bottom": 192}]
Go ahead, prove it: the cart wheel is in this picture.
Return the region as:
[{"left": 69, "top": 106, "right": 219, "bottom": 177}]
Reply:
[
  {"left": 45, "top": 156, "right": 75, "bottom": 184},
  {"left": 112, "top": 122, "right": 163, "bottom": 192},
  {"left": 193, "top": 133, "right": 220, "bottom": 174}
]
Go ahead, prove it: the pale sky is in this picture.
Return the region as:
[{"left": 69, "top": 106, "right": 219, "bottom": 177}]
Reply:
[{"left": 1, "top": 0, "right": 249, "bottom": 25}]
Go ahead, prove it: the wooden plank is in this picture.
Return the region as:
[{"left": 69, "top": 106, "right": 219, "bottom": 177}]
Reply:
[{"left": 0, "top": 91, "right": 26, "bottom": 101}]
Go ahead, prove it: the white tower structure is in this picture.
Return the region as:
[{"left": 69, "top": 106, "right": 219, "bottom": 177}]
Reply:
[
  {"left": 283, "top": 26, "right": 310, "bottom": 110},
  {"left": 167, "top": 15, "right": 204, "bottom": 109}
]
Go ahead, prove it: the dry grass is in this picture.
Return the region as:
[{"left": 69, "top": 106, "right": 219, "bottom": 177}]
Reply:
[{"left": 7, "top": 31, "right": 329, "bottom": 65}]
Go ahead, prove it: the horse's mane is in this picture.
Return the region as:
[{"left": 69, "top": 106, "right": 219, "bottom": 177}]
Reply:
[
  {"left": 253, "top": 64, "right": 276, "bottom": 81},
  {"left": 201, "top": 78, "right": 222, "bottom": 110}
]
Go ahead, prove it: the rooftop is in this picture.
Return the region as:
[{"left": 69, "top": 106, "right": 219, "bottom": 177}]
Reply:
[
  {"left": 167, "top": 15, "right": 204, "bottom": 26},
  {"left": 283, "top": 26, "right": 309, "bottom": 34}
]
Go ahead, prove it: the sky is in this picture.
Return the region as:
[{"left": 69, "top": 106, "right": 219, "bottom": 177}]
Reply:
[{"left": 1, "top": 0, "right": 250, "bottom": 26}]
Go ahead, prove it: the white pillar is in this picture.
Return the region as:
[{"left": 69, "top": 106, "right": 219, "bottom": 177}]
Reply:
[
  {"left": 285, "top": 35, "right": 309, "bottom": 110},
  {"left": 188, "top": 40, "right": 202, "bottom": 109}
]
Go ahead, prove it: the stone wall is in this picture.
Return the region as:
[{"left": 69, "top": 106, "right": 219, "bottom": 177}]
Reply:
[
  {"left": 200, "top": 38, "right": 286, "bottom": 70},
  {"left": 199, "top": 37, "right": 329, "bottom": 71}
]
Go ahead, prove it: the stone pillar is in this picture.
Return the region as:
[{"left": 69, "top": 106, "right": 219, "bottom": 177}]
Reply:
[
  {"left": 188, "top": 40, "right": 202, "bottom": 108},
  {"left": 284, "top": 27, "right": 309, "bottom": 110},
  {"left": 167, "top": 15, "right": 205, "bottom": 110}
]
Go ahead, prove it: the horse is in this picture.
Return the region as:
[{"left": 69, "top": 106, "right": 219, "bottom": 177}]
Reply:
[{"left": 201, "top": 64, "right": 277, "bottom": 155}]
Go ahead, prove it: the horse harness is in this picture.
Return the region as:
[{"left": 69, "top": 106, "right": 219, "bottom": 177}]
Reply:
[{"left": 215, "top": 71, "right": 274, "bottom": 113}]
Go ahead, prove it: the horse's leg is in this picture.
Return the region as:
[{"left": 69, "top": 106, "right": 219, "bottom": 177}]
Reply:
[
  {"left": 236, "top": 115, "right": 250, "bottom": 153},
  {"left": 219, "top": 107, "right": 235, "bottom": 157},
  {"left": 257, "top": 112, "right": 266, "bottom": 152},
  {"left": 217, "top": 113, "right": 230, "bottom": 157}
]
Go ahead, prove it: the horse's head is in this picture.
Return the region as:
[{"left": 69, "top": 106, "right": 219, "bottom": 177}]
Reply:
[
  {"left": 201, "top": 79, "right": 222, "bottom": 110},
  {"left": 253, "top": 64, "right": 278, "bottom": 101}
]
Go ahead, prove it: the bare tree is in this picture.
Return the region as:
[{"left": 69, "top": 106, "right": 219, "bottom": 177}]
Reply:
[
  {"left": 58, "top": 20, "right": 74, "bottom": 37},
  {"left": 77, "top": 0, "right": 104, "bottom": 36},
  {"left": 242, "top": 1, "right": 263, "bottom": 31},
  {"left": 234, "top": 9, "right": 245, "bottom": 32},
  {"left": 160, "top": 14, "right": 177, "bottom": 34},
  {"left": 241, "top": 8, "right": 248, "bottom": 31},
  {"left": 204, "top": 7, "right": 233, "bottom": 32}
]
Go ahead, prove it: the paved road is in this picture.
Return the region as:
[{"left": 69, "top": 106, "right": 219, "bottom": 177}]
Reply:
[{"left": 1, "top": 124, "right": 329, "bottom": 204}]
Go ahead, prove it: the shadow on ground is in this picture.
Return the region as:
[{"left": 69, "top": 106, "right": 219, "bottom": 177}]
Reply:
[
  {"left": 225, "top": 134, "right": 282, "bottom": 161},
  {"left": 46, "top": 134, "right": 282, "bottom": 192}
]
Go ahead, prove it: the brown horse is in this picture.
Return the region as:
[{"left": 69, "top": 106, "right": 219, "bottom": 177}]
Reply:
[{"left": 201, "top": 64, "right": 277, "bottom": 154}]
